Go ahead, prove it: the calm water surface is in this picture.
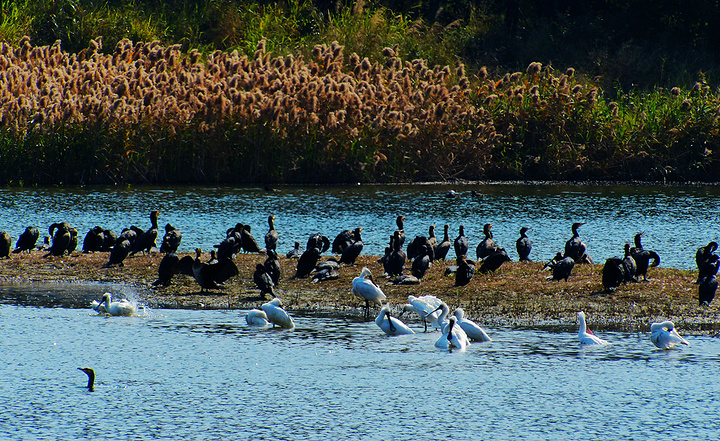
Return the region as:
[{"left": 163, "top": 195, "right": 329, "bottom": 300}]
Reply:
[
  {"left": 1, "top": 305, "right": 719, "bottom": 440},
  {"left": 0, "top": 183, "right": 719, "bottom": 269}
]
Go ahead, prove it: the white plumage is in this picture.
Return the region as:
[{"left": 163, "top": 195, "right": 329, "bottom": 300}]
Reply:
[
  {"left": 261, "top": 298, "right": 295, "bottom": 329},
  {"left": 577, "top": 311, "right": 609, "bottom": 345},
  {"left": 435, "top": 316, "right": 470, "bottom": 351},
  {"left": 650, "top": 320, "right": 690, "bottom": 349},
  {"left": 91, "top": 292, "right": 137, "bottom": 316},
  {"left": 375, "top": 304, "right": 415, "bottom": 336},
  {"left": 352, "top": 267, "right": 386, "bottom": 314},
  {"left": 453, "top": 308, "right": 491, "bottom": 342},
  {"left": 404, "top": 295, "right": 444, "bottom": 331},
  {"left": 245, "top": 309, "right": 270, "bottom": 326}
]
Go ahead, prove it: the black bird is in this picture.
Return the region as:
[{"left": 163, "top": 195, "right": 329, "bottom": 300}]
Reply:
[
  {"left": 699, "top": 272, "right": 719, "bottom": 307},
  {"left": 698, "top": 254, "right": 720, "bottom": 286},
  {"left": 306, "top": 233, "right": 330, "bottom": 254},
  {"left": 240, "top": 224, "right": 262, "bottom": 253},
  {"left": 118, "top": 227, "right": 140, "bottom": 247},
  {"left": 312, "top": 263, "right": 340, "bottom": 283},
  {"left": 385, "top": 232, "right": 406, "bottom": 277},
  {"left": 152, "top": 252, "right": 194, "bottom": 287},
  {"left": 101, "top": 229, "right": 117, "bottom": 252},
  {"left": 393, "top": 274, "right": 420, "bottom": 285},
  {"left": 160, "top": 223, "right": 182, "bottom": 254},
  {"left": 286, "top": 241, "right": 301, "bottom": 259},
  {"left": 394, "top": 215, "right": 406, "bottom": 249},
  {"left": 454, "top": 255, "right": 475, "bottom": 287},
  {"left": 435, "top": 224, "right": 452, "bottom": 260},
  {"left": 407, "top": 235, "right": 435, "bottom": 262},
  {"left": 629, "top": 232, "right": 660, "bottom": 281},
  {"left": 215, "top": 224, "right": 243, "bottom": 260},
  {"left": 411, "top": 243, "right": 433, "bottom": 279},
  {"left": 46, "top": 222, "right": 72, "bottom": 257},
  {"left": 130, "top": 210, "right": 160, "bottom": 256},
  {"left": 340, "top": 227, "right": 364, "bottom": 265},
  {"left": 332, "top": 227, "right": 355, "bottom": 255},
  {"left": 13, "top": 226, "right": 39, "bottom": 253},
  {"left": 295, "top": 233, "right": 329, "bottom": 278},
  {"left": 545, "top": 252, "right": 575, "bottom": 281},
  {"left": 564, "top": 222, "right": 592, "bottom": 264},
  {"left": 454, "top": 225, "right": 469, "bottom": 259},
  {"left": 427, "top": 224, "right": 438, "bottom": 253},
  {"left": 77, "top": 367, "right": 95, "bottom": 392},
  {"left": 191, "top": 248, "right": 239, "bottom": 292},
  {"left": 67, "top": 227, "right": 79, "bottom": 254},
  {"left": 0, "top": 231, "right": 11, "bottom": 258},
  {"left": 476, "top": 223, "right": 499, "bottom": 260},
  {"left": 102, "top": 238, "right": 131, "bottom": 268},
  {"left": 479, "top": 248, "right": 511, "bottom": 274},
  {"left": 82, "top": 226, "right": 105, "bottom": 253},
  {"left": 516, "top": 227, "right": 532, "bottom": 262},
  {"left": 696, "top": 241, "right": 719, "bottom": 282},
  {"left": 602, "top": 256, "right": 626, "bottom": 292},
  {"left": 264, "top": 249, "right": 281, "bottom": 286},
  {"left": 621, "top": 243, "right": 638, "bottom": 283},
  {"left": 264, "top": 215, "right": 279, "bottom": 253},
  {"left": 253, "top": 264, "right": 276, "bottom": 299}
]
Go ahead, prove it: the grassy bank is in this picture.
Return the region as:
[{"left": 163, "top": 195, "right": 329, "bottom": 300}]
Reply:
[
  {"left": 0, "top": 250, "right": 718, "bottom": 333},
  {"left": 0, "top": 1, "right": 719, "bottom": 184}
]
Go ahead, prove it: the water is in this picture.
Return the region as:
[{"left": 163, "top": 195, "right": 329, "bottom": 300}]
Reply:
[
  {"left": 1, "top": 305, "right": 719, "bottom": 440},
  {"left": 0, "top": 183, "right": 719, "bottom": 269}
]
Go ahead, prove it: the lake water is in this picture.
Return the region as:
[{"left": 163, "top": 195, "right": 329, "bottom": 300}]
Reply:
[
  {"left": 1, "top": 305, "right": 719, "bottom": 440},
  {"left": 0, "top": 183, "right": 719, "bottom": 269},
  {"left": 1, "top": 183, "right": 719, "bottom": 439}
]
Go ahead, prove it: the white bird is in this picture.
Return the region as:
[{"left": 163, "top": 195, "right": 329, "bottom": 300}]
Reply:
[
  {"left": 435, "top": 316, "right": 470, "bottom": 351},
  {"left": 403, "top": 295, "right": 444, "bottom": 332},
  {"left": 577, "top": 311, "right": 609, "bottom": 345},
  {"left": 92, "top": 292, "right": 137, "bottom": 316},
  {"left": 352, "top": 267, "right": 386, "bottom": 318},
  {"left": 245, "top": 309, "right": 270, "bottom": 326},
  {"left": 453, "top": 308, "right": 491, "bottom": 342},
  {"left": 375, "top": 305, "right": 415, "bottom": 336},
  {"left": 650, "top": 320, "right": 690, "bottom": 349},
  {"left": 261, "top": 298, "right": 295, "bottom": 329}
]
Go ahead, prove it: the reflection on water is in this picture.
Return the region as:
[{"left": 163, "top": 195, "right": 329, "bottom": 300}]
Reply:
[
  {"left": 0, "top": 183, "right": 719, "bottom": 269},
  {"left": 2, "top": 305, "right": 720, "bottom": 440}
]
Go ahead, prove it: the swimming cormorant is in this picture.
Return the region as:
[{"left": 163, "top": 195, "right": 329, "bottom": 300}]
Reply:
[
  {"left": 13, "top": 226, "right": 39, "bottom": 253},
  {"left": 160, "top": 223, "right": 182, "bottom": 254},
  {"left": 476, "top": 223, "right": 499, "bottom": 260},
  {"left": 434, "top": 224, "right": 452, "bottom": 260},
  {"left": 516, "top": 227, "right": 532, "bottom": 262},
  {"left": 454, "top": 225, "right": 469, "bottom": 259},
  {"left": 77, "top": 367, "right": 95, "bottom": 391},
  {"left": 264, "top": 215, "right": 279, "bottom": 253}
]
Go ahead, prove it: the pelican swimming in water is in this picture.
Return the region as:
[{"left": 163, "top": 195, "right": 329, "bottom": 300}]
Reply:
[
  {"left": 245, "top": 309, "right": 271, "bottom": 326},
  {"left": 435, "top": 316, "right": 470, "bottom": 351},
  {"left": 91, "top": 293, "right": 137, "bottom": 316},
  {"left": 261, "top": 298, "right": 295, "bottom": 329},
  {"left": 577, "top": 311, "right": 609, "bottom": 345},
  {"left": 376, "top": 305, "right": 415, "bottom": 336},
  {"left": 453, "top": 308, "right": 491, "bottom": 342},
  {"left": 77, "top": 367, "right": 95, "bottom": 391},
  {"left": 352, "top": 267, "right": 386, "bottom": 318},
  {"left": 650, "top": 321, "right": 690, "bottom": 349}
]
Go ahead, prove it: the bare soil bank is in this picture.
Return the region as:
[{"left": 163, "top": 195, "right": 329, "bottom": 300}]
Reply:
[{"left": 1, "top": 250, "right": 717, "bottom": 333}]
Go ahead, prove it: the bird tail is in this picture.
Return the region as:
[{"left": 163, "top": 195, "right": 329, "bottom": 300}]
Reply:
[{"left": 649, "top": 251, "right": 660, "bottom": 267}]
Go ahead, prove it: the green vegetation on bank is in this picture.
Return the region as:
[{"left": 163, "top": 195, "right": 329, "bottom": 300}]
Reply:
[{"left": 0, "top": 1, "right": 719, "bottom": 185}]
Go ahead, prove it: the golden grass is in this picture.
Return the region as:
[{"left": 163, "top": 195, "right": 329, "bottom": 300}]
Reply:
[{"left": 0, "top": 250, "right": 717, "bottom": 333}]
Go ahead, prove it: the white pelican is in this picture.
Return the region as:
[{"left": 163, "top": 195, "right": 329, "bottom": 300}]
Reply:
[
  {"left": 404, "top": 295, "right": 444, "bottom": 332},
  {"left": 577, "top": 311, "right": 609, "bottom": 345},
  {"left": 453, "top": 308, "right": 492, "bottom": 342},
  {"left": 245, "top": 309, "right": 270, "bottom": 326},
  {"left": 650, "top": 321, "right": 690, "bottom": 349},
  {"left": 352, "top": 267, "right": 386, "bottom": 318},
  {"left": 376, "top": 305, "right": 415, "bottom": 336},
  {"left": 261, "top": 298, "right": 295, "bottom": 329},
  {"left": 434, "top": 316, "right": 470, "bottom": 351},
  {"left": 92, "top": 293, "right": 137, "bottom": 316}
]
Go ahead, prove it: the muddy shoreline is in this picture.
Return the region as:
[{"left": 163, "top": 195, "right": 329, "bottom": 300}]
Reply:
[{"left": 0, "top": 250, "right": 717, "bottom": 333}]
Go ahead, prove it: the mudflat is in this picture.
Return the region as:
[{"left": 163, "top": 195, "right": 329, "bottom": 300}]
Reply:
[{"left": 0, "top": 250, "right": 716, "bottom": 333}]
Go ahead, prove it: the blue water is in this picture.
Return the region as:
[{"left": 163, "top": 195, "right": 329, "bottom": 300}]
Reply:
[
  {"left": 0, "top": 183, "right": 719, "bottom": 269},
  {"left": 0, "top": 305, "right": 718, "bottom": 440}
]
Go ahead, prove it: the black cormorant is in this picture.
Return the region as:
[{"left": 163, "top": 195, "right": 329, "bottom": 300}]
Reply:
[
  {"left": 476, "top": 223, "right": 499, "bottom": 260},
  {"left": 629, "top": 232, "right": 660, "bottom": 281},
  {"left": 130, "top": 210, "right": 160, "bottom": 256},
  {"left": 264, "top": 215, "right": 279, "bottom": 253},
  {"left": 152, "top": 252, "right": 194, "bottom": 287},
  {"left": 160, "top": 223, "right": 182, "bottom": 254},
  {"left": 564, "top": 222, "right": 592, "bottom": 264},
  {"left": 340, "top": 227, "right": 364, "bottom": 265},
  {"left": 240, "top": 224, "right": 262, "bottom": 253},
  {"left": 286, "top": 241, "right": 301, "bottom": 259},
  {"left": 102, "top": 238, "right": 131, "bottom": 268},
  {"left": 545, "top": 252, "right": 575, "bottom": 281},
  {"left": 386, "top": 231, "right": 406, "bottom": 277},
  {"left": 13, "top": 226, "right": 39, "bottom": 253},
  {"left": 264, "top": 249, "right": 281, "bottom": 286},
  {"left": 435, "top": 224, "right": 452, "bottom": 260},
  {"left": 0, "top": 231, "right": 11, "bottom": 258},
  {"left": 411, "top": 243, "right": 432, "bottom": 279},
  {"left": 253, "top": 264, "right": 276, "bottom": 299},
  {"left": 454, "top": 225, "right": 469, "bottom": 259},
  {"left": 77, "top": 367, "right": 95, "bottom": 391},
  {"left": 454, "top": 255, "right": 475, "bottom": 287},
  {"left": 82, "top": 226, "right": 105, "bottom": 253},
  {"left": 46, "top": 222, "right": 72, "bottom": 257},
  {"left": 191, "top": 248, "right": 239, "bottom": 292},
  {"left": 394, "top": 215, "right": 406, "bottom": 248},
  {"left": 479, "top": 248, "right": 511, "bottom": 274},
  {"left": 602, "top": 256, "right": 625, "bottom": 292}
]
